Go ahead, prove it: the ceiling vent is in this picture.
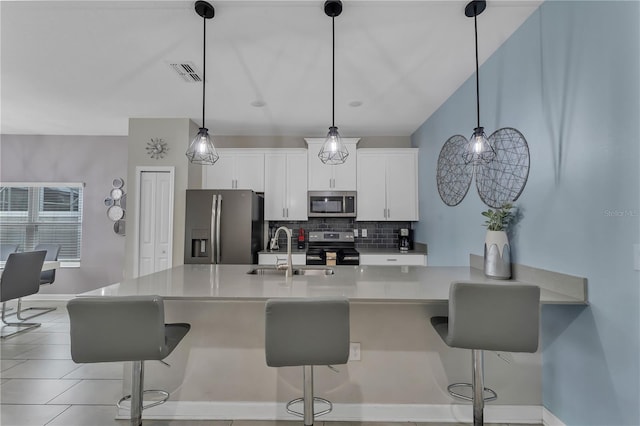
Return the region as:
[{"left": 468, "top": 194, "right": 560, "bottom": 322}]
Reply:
[{"left": 169, "top": 62, "right": 202, "bottom": 82}]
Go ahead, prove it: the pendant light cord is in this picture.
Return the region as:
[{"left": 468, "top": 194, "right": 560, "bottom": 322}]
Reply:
[
  {"left": 202, "top": 15, "right": 207, "bottom": 128},
  {"left": 332, "top": 15, "right": 335, "bottom": 128},
  {"left": 474, "top": 11, "right": 480, "bottom": 129}
]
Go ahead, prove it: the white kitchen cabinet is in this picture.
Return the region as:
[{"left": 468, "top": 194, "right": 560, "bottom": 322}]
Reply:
[
  {"left": 264, "top": 150, "right": 308, "bottom": 220},
  {"left": 258, "top": 252, "right": 307, "bottom": 266},
  {"left": 356, "top": 149, "right": 419, "bottom": 221},
  {"left": 202, "top": 149, "right": 264, "bottom": 192},
  {"left": 305, "top": 138, "right": 359, "bottom": 190},
  {"left": 359, "top": 253, "right": 427, "bottom": 266}
]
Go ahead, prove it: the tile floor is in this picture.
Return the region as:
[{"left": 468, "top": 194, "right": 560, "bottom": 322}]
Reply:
[{"left": 1, "top": 302, "right": 541, "bottom": 426}]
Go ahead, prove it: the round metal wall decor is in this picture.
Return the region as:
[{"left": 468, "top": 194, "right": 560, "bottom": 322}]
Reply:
[
  {"left": 104, "top": 178, "right": 126, "bottom": 235},
  {"left": 436, "top": 134, "right": 474, "bottom": 206},
  {"left": 476, "top": 127, "right": 530, "bottom": 208},
  {"left": 436, "top": 128, "right": 530, "bottom": 208}
]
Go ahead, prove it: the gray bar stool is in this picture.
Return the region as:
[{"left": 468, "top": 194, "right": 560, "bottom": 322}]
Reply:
[
  {"left": 68, "top": 295, "right": 190, "bottom": 426},
  {"left": 265, "top": 297, "right": 350, "bottom": 426},
  {"left": 430, "top": 281, "right": 540, "bottom": 426},
  {"left": 1, "top": 250, "right": 47, "bottom": 339}
]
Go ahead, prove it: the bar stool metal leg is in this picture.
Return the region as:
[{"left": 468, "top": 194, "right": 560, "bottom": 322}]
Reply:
[
  {"left": 303, "top": 365, "right": 313, "bottom": 426},
  {"left": 131, "top": 361, "right": 144, "bottom": 426},
  {"left": 472, "top": 349, "right": 484, "bottom": 426}
]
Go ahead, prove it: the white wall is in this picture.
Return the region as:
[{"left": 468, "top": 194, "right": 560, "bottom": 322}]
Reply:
[{"left": 0, "top": 134, "right": 128, "bottom": 294}]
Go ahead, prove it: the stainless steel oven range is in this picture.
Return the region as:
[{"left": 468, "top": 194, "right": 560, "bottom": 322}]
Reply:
[{"left": 305, "top": 231, "right": 359, "bottom": 266}]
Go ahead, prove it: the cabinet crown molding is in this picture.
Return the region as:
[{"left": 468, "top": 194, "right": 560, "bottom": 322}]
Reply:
[{"left": 305, "top": 138, "right": 360, "bottom": 146}]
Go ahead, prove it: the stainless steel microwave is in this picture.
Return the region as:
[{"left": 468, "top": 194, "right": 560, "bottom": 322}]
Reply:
[{"left": 308, "top": 191, "right": 357, "bottom": 218}]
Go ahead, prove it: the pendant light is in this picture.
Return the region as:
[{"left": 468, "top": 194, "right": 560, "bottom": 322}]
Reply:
[
  {"left": 436, "top": 0, "right": 530, "bottom": 208},
  {"left": 318, "top": 0, "right": 349, "bottom": 165},
  {"left": 461, "top": 0, "right": 496, "bottom": 166},
  {"left": 185, "top": 1, "right": 219, "bottom": 165}
]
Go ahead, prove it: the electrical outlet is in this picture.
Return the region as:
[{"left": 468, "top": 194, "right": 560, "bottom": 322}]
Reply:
[
  {"left": 361, "top": 229, "right": 368, "bottom": 238},
  {"left": 353, "top": 229, "right": 358, "bottom": 237},
  {"left": 349, "top": 342, "right": 361, "bottom": 361}
]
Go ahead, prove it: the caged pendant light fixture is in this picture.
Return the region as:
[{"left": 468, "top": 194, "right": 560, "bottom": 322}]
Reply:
[
  {"left": 462, "top": 0, "right": 495, "bottom": 166},
  {"left": 318, "top": 0, "right": 349, "bottom": 165},
  {"left": 436, "top": 0, "right": 530, "bottom": 208},
  {"left": 185, "top": 1, "right": 219, "bottom": 166}
]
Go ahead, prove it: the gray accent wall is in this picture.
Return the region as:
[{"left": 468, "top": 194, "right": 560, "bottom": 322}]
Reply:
[
  {"left": 0, "top": 134, "right": 128, "bottom": 294},
  {"left": 125, "top": 118, "right": 200, "bottom": 279},
  {"left": 412, "top": 2, "right": 639, "bottom": 425}
]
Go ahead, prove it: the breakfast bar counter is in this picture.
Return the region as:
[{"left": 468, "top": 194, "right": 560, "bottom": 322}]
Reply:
[
  {"left": 80, "top": 262, "right": 586, "bottom": 424},
  {"left": 82, "top": 263, "right": 586, "bottom": 304}
]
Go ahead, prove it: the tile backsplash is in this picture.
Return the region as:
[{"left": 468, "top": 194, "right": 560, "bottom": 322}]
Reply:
[{"left": 268, "top": 218, "right": 411, "bottom": 249}]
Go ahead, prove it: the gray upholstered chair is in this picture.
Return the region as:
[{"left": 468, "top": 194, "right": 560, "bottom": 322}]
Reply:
[
  {"left": 0, "top": 244, "right": 19, "bottom": 316},
  {"left": 16, "top": 243, "right": 61, "bottom": 320},
  {"left": 67, "top": 295, "right": 190, "bottom": 426},
  {"left": 431, "top": 281, "right": 540, "bottom": 426},
  {"left": 1, "top": 250, "right": 47, "bottom": 339},
  {"left": 0, "top": 244, "right": 19, "bottom": 261},
  {"left": 265, "top": 297, "right": 350, "bottom": 426}
]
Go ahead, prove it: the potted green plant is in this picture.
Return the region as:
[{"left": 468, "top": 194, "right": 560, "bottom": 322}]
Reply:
[{"left": 481, "top": 203, "right": 514, "bottom": 279}]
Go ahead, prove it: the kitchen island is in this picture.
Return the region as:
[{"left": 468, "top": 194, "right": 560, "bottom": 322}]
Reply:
[
  {"left": 81, "top": 263, "right": 586, "bottom": 423},
  {"left": 84, "top": 262, "right": 585, "bottom": 304}
]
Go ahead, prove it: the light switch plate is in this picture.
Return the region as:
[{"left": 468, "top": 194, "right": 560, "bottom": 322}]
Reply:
[{"left": 353, "top": 229, "right": 358, "bottom": 237}]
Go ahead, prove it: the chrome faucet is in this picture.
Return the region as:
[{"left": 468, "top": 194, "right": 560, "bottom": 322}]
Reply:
[{"left": 273, "top": 226, "right": 293, "bottom": 277}]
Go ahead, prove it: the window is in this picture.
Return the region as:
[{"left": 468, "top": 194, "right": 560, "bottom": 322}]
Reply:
[{"left": 0, "top": 183, "right": 84, "bottom": 264}]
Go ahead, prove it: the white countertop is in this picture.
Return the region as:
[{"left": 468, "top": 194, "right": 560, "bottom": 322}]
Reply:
[{"left": 81, "top": 264, "right": 586, "bottom": 304}]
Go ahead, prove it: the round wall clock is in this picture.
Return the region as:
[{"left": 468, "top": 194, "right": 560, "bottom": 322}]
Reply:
[{"left": 146, "top": 138, "right": 169, "bottom": 159}]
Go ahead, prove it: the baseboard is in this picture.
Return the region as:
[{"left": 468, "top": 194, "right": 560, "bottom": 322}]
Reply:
[
  {"left": 119, "top": 401, "right": 542, "bottom": 423},
  {"left": 543, "top": 407, "right": 567, "bottom": 426}
]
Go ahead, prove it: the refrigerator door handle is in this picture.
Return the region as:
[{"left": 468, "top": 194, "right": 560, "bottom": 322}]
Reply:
[
  {"left": 211, "top": 194, "right": 217, "bottom": 263},
  {"left": 215, "top": 194, "right": 222, "bottom": 264}
]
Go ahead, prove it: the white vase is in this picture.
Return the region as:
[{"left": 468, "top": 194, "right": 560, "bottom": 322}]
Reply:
[{"left": 484, "top": 230, "right": 511, "bottom": 279}]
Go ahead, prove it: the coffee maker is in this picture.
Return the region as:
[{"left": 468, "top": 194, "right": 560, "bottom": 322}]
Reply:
[{"left": 398, "top": 228, "right": 414, "bottom": 252}]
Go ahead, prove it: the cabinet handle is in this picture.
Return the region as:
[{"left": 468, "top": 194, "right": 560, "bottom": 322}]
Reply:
[
  {"left": 387, "top": 208, "right": 390, "bottom": 218},
  {"left": 386, "top": 258, "right": 398, "bottom": 262},
  {"left": 283, "top": 208, "right": 286, "bottom": 218}
]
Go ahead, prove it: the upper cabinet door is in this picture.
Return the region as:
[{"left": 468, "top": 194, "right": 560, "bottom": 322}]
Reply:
[
  {"left": 264, "top": 150, "right": 308, "bottom": 221},
  {"left": 385, "top": 152, "right": 419, "bottom": 221},
  {"left": 234, "top": 152, "right": 264, "bottom": 192},
  {"left": 356, "top": 152, "right": 387, "bottom": 221},
  {"left": 264, "top": 153, "right": 287, "bottom": 220},
  {"left": 203, "top": 154, "right": 234, "bottom": 189},
  {"left": 356, "top": 148, "right": 419, "bottom": 221},
  {"left": 202, "top": 149, "right": 265, "bottom": 191},
  {"left": 306, "top": 139, "right": 359, "bottom": 191},
  {"left": 285, "top": 151, "right": 308, "bottom": 221}
]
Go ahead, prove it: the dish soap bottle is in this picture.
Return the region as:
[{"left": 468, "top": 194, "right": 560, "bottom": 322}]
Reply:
[{"left": 297, "top": 228, "right": 305, "bottom": 249}]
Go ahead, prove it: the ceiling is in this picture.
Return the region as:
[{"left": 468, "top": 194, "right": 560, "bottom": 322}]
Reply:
[{"left": 0, "top": 0, "right": 541, "bottom": 137}]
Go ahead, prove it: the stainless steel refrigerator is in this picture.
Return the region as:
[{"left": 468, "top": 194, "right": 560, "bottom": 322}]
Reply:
[{"left": 184, "top": 190, "right": 264, "bottom": 264}]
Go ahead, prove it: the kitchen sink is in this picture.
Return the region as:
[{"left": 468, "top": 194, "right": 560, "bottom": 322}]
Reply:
[
  {"left": 247, "top": 267, "right": 287, "bottom": 275},
  {"left": 247, "top": 267, "right": 334, "bottom": 276},
  {"left": 293, "top": 268, "right": 335, "bottom": 276}
]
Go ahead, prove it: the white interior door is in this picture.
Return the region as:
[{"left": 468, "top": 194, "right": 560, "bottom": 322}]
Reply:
[{"left": 138, "top": 170, "right": 173, "bottom": 277}]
